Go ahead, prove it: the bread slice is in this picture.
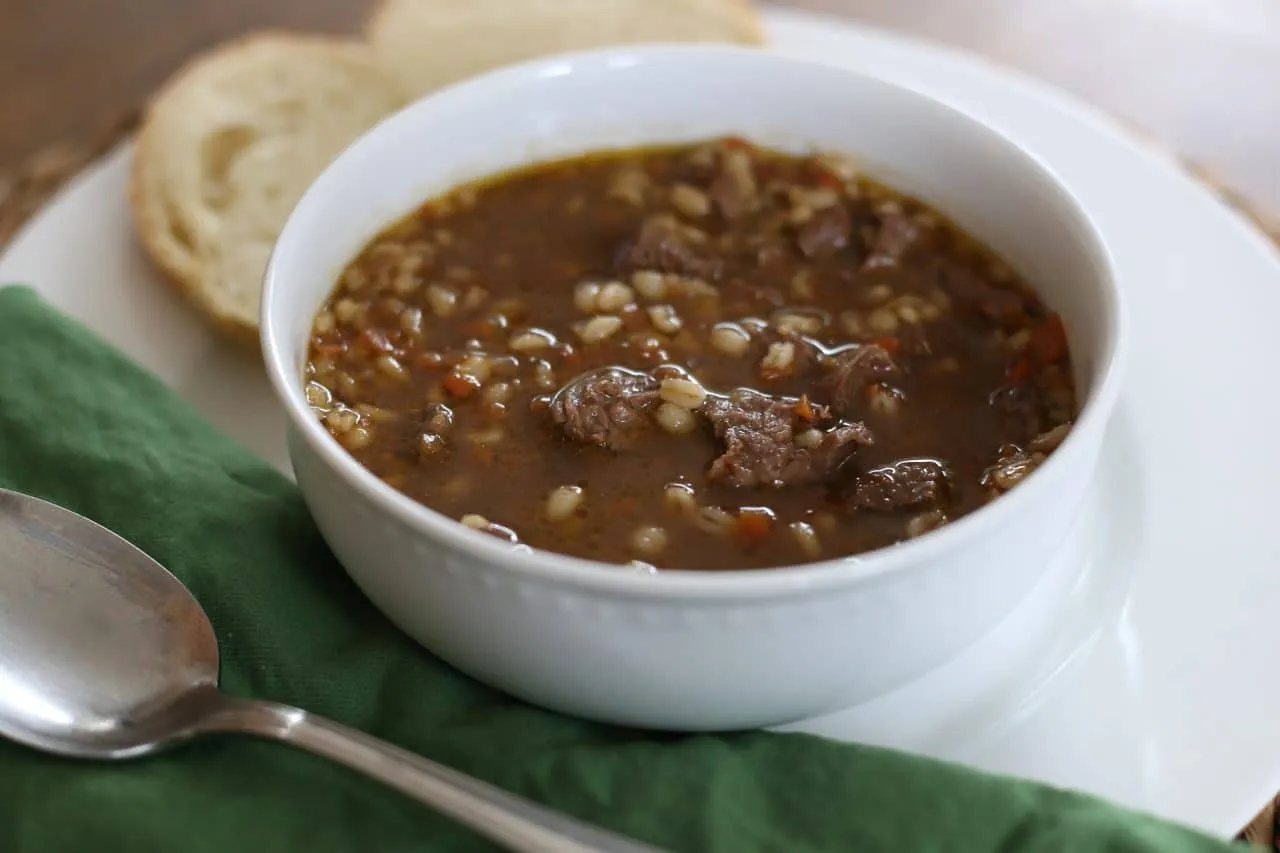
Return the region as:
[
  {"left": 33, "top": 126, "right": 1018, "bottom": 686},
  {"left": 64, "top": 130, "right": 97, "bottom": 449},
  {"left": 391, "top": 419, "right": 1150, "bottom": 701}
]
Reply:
[
  {"left": 130, "top": 33, "right": 405, "bottom": 345},
  {"left": 365, "top": 0, "right": 767, "bottom": 101}
]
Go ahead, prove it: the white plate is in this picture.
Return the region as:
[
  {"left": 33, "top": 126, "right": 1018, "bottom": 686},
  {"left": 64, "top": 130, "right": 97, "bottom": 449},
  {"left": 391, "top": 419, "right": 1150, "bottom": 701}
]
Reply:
[{"left": 2, "top": 8, "right": 1278, "bottom": 837}]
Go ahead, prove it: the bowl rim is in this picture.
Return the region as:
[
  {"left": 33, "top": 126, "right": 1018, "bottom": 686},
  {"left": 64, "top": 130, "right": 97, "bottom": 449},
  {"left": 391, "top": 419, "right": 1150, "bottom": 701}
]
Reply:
[{"left": 261, "top": 42, "right": 1128, "bottom": 601}]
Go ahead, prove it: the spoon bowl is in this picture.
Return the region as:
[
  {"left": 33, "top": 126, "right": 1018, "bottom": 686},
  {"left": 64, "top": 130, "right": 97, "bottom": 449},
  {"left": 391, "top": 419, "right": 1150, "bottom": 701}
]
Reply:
[
  {"left": 0, "top": 488, "right": 659, "bottom": 853},
  {"left": 0, "top": 489, "right": 221, "bottom": 759}
]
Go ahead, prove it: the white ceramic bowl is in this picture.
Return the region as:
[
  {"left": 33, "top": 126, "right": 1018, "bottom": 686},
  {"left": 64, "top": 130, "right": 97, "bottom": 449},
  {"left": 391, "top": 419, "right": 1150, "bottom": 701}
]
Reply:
[{"left": 261, "top": 45, "right": 1126, "bottom": 731}]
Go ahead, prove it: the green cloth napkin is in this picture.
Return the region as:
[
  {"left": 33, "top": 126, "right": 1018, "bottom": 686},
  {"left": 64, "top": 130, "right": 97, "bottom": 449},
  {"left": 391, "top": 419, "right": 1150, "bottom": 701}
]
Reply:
[{"left": 0, "top": 286, "right": 1240, "bottom": 853}]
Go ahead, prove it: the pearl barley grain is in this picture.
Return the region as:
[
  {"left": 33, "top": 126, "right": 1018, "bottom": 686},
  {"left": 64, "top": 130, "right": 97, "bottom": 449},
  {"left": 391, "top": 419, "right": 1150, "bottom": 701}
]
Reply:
[
  {"left": 655, "top": 402, "right": 697, "bottom": 434},
  {"left": 574, "top": 282, "right": 602, "bottom": 314},
  {"left": 596, "top": 281, "right": 636, "bottom": 313},
  {"left": 577, "top": 315, "right": 623, "bottom": 343},
  {"left": 546, "top": 485, "right": 585, "bottom": 522},
  {"left": 632, "top": 270, "right": 667, "bottom": 300},
  {"left": 710, "top": 324, "right": 751, "bottom": 357},
  {"left": 632, "top": 525, "right": 669, "bottom": 556},
  {"left": 659, "top": 377, "right": 707, "bottom": 409}
]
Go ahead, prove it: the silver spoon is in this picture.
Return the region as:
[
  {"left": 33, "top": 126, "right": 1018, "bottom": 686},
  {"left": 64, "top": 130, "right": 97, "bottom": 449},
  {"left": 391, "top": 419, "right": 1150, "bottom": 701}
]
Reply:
[{"left": 0, "top": 488, "right": 663, "bottom": 853}]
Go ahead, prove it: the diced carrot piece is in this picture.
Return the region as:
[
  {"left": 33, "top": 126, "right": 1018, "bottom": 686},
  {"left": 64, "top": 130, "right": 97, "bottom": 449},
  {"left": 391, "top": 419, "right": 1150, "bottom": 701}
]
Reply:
[
  {"left": 872, "top": 336, "right": 901, "bottom": 354},
  {"left": 1007, "top": 357, "right": 1032, "bottom": 384},
  {"left": 795, "top": 395, "right": 816, "bottom": 422},
  {"left": 1028, "top": 314, "right": 1067, "bottom": 367},
  {"left": 735, "top": 510, "right": 774, "bottom": 544},
  {"left": 443, "top": 372, "right": 481, "bottom": 398},
  {"left": 816, "top": 170, "right": 843, "bottom": 192}
]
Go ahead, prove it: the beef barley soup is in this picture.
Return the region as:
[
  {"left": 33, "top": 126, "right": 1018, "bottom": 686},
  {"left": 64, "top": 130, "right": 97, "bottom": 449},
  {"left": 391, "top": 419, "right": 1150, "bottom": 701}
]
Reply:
[{"left": 304, "top": 137, "right": 1077, "bottom": 571}]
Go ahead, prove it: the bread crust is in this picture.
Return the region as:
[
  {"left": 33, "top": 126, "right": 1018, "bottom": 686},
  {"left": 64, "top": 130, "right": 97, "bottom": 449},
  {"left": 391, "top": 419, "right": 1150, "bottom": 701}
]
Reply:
[
  {"left": 364, "top": 0, "right": 769, "bottom": 44},
  {"left": 363, "top": 0, "right": 769, "bottom": 98},
  {"left": 129, "top": 33, "right": 391, "bottom": 351}
]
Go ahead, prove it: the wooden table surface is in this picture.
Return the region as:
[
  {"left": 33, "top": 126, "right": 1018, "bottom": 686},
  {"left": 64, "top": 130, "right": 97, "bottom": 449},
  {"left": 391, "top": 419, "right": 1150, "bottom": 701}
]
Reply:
[{"left": 0, "top": 0, "right": 1276, "bottom": 841}]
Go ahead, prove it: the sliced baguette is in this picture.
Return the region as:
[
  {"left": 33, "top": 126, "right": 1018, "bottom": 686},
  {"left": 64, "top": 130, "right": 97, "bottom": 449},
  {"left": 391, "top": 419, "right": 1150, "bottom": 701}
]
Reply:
[
  {"left": 365, "top": 0, "right": 767, "bottom": 101},
  {"left": 130, "top": 33, "right": 405, "bottom": 345}
]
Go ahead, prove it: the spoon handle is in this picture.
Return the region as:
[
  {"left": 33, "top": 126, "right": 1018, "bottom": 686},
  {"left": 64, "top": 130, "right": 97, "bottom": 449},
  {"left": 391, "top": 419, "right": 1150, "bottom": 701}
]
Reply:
[{"left": 202, "top": 697, "right": 664, "bottom": 853}]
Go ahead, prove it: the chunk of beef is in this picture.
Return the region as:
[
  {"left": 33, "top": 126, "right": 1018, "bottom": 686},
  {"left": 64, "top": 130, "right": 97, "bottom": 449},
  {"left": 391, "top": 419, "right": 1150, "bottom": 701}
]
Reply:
[
  {"left": 936, "top": 264, "right": 1026, "bottom": 325},
  {"left": 623, "top": 214, "right": 721, "bottom": 280},
  {"left": 704, "top": 389, "right": 872, "bottom": 488},
  {"left": 708, "top": 148, "right": 758, "bottom": 220},
  {"left": 846, "top": 459, "right": 951, "bottom": 512},
  {"left": 547, "top": 369, "right": 660, "bottom": 450},
  {"left": 862, "top": 210, "right": 920, "bottom": 270},
  {"left": 796, "top": 203, "right": 852, "bottom": 258},
  {"left": 820, "top": 344, "right": 900, "bottom": 417}
]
